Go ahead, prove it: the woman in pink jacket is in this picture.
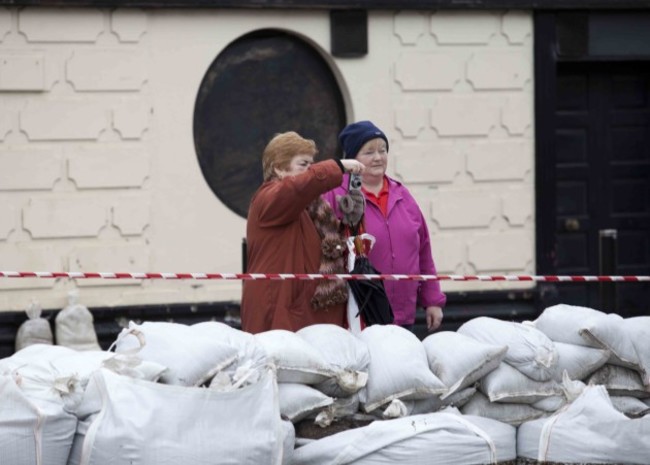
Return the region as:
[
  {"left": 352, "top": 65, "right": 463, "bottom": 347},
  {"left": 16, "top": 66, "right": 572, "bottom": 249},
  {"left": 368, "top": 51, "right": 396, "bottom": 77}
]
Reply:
[{"left": 322, "top": 121, "right": 446, "bottom": 332}]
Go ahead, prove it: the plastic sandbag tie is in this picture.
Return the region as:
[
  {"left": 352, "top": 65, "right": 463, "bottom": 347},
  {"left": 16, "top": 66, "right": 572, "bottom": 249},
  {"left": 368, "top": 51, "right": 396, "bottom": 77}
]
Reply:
[
  {"left": 25, "top": 300, "right": 43, "bottom": 320},
  {"left": 382, "top": 399, "right": 409, "bottom": 419},
  {"left": 336, "top": 370, "right": 368, "bottom": 394},
  {"left": 560, "top": 370, "right": 586, "bottom": 402},
  {"left": 314, "top": 409, "right": 334, "bottom": 427},
  {"left": 108, "top": 322, "right": 146, "bottom": 354}
]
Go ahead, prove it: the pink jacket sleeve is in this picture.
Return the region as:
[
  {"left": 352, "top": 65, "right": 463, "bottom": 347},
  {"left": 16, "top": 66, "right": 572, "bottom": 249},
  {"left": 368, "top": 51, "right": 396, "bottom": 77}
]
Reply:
[{"left": 416, "top": 211, "right": 447, "bottom": 308}]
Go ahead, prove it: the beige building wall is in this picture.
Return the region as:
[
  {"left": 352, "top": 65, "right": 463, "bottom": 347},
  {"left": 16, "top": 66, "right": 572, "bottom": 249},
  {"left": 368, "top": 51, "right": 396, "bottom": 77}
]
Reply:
[{"left": 0, "top": 7, "right": 534, "bottom": 312}]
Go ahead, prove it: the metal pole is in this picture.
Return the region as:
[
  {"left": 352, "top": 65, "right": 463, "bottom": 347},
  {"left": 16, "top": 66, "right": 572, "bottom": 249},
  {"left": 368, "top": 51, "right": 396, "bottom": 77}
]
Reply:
[
  {"left": 242, "top": 238, "right": 247, "bottom": 273},
  {"left": 599, "top": 229, "right": 617, "bottom": 313}
]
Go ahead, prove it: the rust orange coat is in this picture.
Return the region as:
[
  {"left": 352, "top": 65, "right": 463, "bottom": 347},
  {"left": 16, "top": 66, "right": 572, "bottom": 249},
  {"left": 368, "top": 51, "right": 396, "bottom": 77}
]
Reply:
[{"left": 241, "top": 160, "right": 346, "bottom": 334}]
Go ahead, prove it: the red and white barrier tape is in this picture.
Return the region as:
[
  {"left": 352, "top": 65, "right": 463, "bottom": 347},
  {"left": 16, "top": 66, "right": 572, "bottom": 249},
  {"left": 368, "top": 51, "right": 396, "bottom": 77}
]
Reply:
[{"left": 0, "top": 271, "right": 649, "bottom": 282}]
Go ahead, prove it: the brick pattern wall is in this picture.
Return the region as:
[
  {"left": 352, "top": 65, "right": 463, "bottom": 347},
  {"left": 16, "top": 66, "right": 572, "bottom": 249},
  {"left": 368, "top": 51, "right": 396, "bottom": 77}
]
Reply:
[
  {"left": 0, "top": 7, "right": 534, "bottom": 313},
  {"left": 0, "top": 8, "right": 153, "bottom": 310},
  {"left": 387, "top": 11, "right": 534, "bottom": 293}
]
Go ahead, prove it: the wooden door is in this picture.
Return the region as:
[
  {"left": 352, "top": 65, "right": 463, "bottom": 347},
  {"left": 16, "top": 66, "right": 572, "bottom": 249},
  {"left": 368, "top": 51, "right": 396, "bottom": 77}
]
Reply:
[{"left": 545, "top": 62, "right": 650, "bottom": 316}]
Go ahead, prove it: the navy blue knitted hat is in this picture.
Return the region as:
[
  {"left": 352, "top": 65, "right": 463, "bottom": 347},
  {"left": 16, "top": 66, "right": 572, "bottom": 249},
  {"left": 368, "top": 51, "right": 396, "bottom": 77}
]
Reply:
[{"left": 339, "top": 121, "right": 389, "bottom": 159}]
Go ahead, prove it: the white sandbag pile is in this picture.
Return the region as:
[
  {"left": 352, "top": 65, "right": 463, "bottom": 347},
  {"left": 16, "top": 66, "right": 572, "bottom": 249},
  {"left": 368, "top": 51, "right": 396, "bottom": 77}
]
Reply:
[
  {"left": 449, "top": 317, "right": 559, "bottom": 426},
  {"left": 532, "top": 304, "right": 650, "bottom": 413},
  {"left": 0, "top": 344, "right": 166, "bottom": 465},
  {"left": 510, "top": 304, "right": 650, "bottom": 465},
  {"left": 447, "top": 309, "right": 650, "bottom": 432},
  {"left": 2, "top": 305, "right": 647, "bottom": 465},
  {"left": 1, "top": 321, "right": 294, "bottom": 465},
  {"left": 254, "top": 326, "right": 364, "bottom": 426},
  {"left": 534, "top": 304, "right": 648, "bottom": 378}
]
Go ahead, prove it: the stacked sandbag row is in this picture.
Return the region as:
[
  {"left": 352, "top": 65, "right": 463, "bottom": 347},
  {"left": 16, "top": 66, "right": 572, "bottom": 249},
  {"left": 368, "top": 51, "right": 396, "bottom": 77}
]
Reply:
[
  {"left": 99, "top": 320, "right": 292, "bottom": 465},
  {"left": 0, "top": 321, "right": 292, "bottom": 465},
  {"left": 533, "top": 303, "right": 650, "bottom": 415},
  {"left": 515, "top": 304, "right": 650, "bottom": 464},
  {"left": 456, "top": 315, "right": 583, "bottom": 426},
  {"left": 2, "top": 304, "right": 648, "bottom": 465},
  {"left": 0, "top": 316, "right": 559, "bottom": 465},
  {"left": 276, "top": 324, "right": 518, "bottom": 464}
]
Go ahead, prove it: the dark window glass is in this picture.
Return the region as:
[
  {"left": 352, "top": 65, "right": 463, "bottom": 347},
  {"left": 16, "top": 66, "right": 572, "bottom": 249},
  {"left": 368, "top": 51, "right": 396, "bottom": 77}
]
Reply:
[{"left": 590, "top": 14, "right": 650, "bottom": 57}]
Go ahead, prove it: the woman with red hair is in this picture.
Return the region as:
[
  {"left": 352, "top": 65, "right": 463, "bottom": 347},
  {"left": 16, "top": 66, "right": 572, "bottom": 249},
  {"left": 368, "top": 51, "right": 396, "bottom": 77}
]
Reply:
[{"left": 241, "top": 131, "right": 364, "bottom": 333}]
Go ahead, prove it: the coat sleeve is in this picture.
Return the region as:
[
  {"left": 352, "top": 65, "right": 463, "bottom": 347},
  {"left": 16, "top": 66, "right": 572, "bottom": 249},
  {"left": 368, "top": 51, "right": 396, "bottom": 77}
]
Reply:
[
  {"left": 415, "top": 208, "right": 447, "bottom": 308},
  {"left": 320, "top": 174, "right": 348, "bottom": 221},
  {"left": 255, "top": 159, "right": 343, "bottom": 227}
]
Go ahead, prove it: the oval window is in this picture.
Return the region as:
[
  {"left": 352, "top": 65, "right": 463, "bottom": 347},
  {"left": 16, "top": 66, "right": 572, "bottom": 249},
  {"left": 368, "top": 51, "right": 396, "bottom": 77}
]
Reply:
[{"left": 194, "top": 30, "right": 347, "bottom": 218}]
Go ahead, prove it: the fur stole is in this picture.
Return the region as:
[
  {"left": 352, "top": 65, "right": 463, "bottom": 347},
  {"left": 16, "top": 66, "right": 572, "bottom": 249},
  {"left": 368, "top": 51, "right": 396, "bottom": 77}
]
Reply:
[{"left": 307, "top": 197, "right": 348, "bottom": 310}]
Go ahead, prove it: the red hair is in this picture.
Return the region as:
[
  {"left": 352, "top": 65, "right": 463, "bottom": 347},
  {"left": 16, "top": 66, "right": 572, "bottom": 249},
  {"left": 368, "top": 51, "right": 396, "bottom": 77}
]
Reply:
[{"left": 262, "top": 131, "right": 318, "bottom": 181}]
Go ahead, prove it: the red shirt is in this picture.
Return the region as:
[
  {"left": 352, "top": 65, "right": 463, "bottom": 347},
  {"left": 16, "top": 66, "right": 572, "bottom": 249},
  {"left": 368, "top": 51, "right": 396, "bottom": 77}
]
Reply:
[{"left": 362, "top": 176, "right": 389, "bottom": 217}]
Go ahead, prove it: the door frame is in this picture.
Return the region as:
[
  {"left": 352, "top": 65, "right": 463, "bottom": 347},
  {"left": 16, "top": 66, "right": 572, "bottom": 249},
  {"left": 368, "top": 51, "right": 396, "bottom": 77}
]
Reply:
[{"left": 534, "top": 12, "right": 558, "bottom": 285}]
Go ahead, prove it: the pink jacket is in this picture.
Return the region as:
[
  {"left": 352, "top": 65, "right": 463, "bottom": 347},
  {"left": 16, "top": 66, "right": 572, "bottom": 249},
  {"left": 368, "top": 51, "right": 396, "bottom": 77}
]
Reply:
[{"left": 322, "top": 174, "right": 446, "bottom": 325}]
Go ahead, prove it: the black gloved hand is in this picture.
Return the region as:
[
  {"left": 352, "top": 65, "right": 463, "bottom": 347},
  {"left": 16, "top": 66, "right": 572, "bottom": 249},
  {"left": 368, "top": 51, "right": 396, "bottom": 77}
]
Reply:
[{"left": 337, "top": 189, "right": 365, "bottom": 227}]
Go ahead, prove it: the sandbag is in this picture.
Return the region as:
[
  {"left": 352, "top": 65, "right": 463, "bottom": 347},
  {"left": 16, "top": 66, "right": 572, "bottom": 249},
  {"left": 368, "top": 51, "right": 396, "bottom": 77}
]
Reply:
[
  {"left": 461, "top": 391, "right": 545, "bottom": 426},
  {"left": 552, "top": 341, "right": 610, "bottom": 381},
  {"left": 311, "top": 394, "right": 361, "bottom": 427},
  {"left": 114, "top": 321, "right": 238, "bottom": 386},
  {"left": 77, "top": 368, "right": 285, "bottom": 465},
  {"left": 0, "top": 344, "right": 167, "bottom": 414},
  {"left": 517, "top": 385, "right": 650, "bottom": 464},
  {"left": 1, "top": 343, "right": 73, "bottom": 367},
  {"left": 587, "top": 363, "right": 650, "bottom": 398},
  {"left": 70, "top": 404, "right": 294, "bottom": 465},
  {"left": 401, "top": 387, "right": 477, "bottom": 417},
  {"left": 278, "top": 383, "right": 333, "bottom": 423},
  {"left": 55, "top": 290, "right": 101, "bottom": 351},
  {"left": 609, "top": 395, "right": 650, "bottom": 418},
  {"left": 534, "top": 304, "right": 638, "bottom": 369},
  {"left": 480, "top": 362, "right": 560, "bottom": 404},
  {"left": 358, "top": 325, "right": 446, "bottom": 412},
  {"left": 15, "top": 300, "right": 53, "bottom": 351},
  {"left": 0, "top": 345, "right": 83, "bottom": 408},
  {"left": 255, "top": 330, "right": 336, "bottom": 385},
  {"left": 297, "top": 324, "right": 370, "bottom": 396},
  {"left": 422, "top": 331, "right": 507, "bottom": 397},
  {"left": 291, "top": 410, "right": 517, "bottom": 465},
  {"left": 458, "top": 317, "right": 557, "bottom": 382},
  {"left": 530, "top": 395, "right": 566, "bottom": 412},
  {"left": 623, "top": 316, "right": 650, "bottom": 386},
  {"left": 2, "top": 344, "right": 166, "bottom": 387},
  {"left": 191, "top": 322, "right": 269, "bottom": 390},
  {"left": 191, "top": 321, "right": 268, "bottom": 372}
]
